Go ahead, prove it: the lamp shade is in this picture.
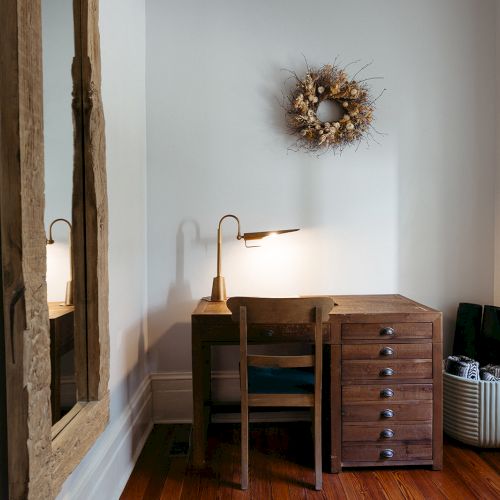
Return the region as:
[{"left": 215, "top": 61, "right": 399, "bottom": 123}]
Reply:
[{"left": 242, "top": 228, "right": 299, "bottom": 242}]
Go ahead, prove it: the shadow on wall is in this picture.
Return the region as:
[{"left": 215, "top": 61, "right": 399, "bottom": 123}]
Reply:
[{"left": 147, "top": 219, "right": 208, "bottom": 373}]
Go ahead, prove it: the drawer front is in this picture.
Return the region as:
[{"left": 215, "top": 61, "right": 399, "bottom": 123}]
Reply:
[
  {"left": 342, "top": 343, "right": 432, "bottom": 360},
  {"left": 342, "top": 360, "right": 432, "bottom": 380},
  {"left": 246, "top": 323, "right": 330, "bottom": 342},
  {"left": 342, "top": 383, "right": 433, "bottom": 402},
  {"left": 342, "top": 402, "right": 433, "bottom": 422},
  {"left": 342, "top": 443, "right": 432, "bottom": 462},
  {"left": 342, "top": 323, "right": 432, "bottom": 340},
  {"left": 342, "top": 422, "right": 432, "bottom": 442}
]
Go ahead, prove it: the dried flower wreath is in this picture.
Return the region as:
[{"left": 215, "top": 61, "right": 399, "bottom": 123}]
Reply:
[{"left": 285, "top": 62, "right": 382, "bottom": 154}]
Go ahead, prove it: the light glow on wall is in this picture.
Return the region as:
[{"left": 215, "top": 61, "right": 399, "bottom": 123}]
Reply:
[{"left": 46, "top": 242, "right": 71, "bottom": 303}]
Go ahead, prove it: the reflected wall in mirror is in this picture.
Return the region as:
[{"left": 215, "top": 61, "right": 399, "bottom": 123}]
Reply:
[{"left": 41, "top": 0, "right": 80, "bottom": 426}]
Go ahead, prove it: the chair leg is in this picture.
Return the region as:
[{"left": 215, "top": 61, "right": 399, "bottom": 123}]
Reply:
[
  {"left": 241, "top": 402, "right": 249, "bottom": 490},
  {"left": 314, "top": 404, "right": 322, "bottom": 490}
]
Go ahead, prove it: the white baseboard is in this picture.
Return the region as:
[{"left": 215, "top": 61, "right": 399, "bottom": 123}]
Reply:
[
  {"left": 151, "top": 371, "right": 194, "bottom": 423},
  {"left": 151, "top": 370, "right": 241, "bottom": 423},
  {"left": 151, "top": 371, "right": 312, "bottom": 423},
  {"left": 57, "top": 375, "right": 153, "bottom": 500}
]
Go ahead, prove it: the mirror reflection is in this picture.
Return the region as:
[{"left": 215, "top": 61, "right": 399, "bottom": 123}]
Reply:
[{"left": 41, "top": 0, "right": 79, "bottom": 425}]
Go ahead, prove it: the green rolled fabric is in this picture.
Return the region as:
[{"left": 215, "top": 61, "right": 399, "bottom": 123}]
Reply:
[
  {"left": 479, "top": 306, "right": 500, "bottom": 365},
  {"left": 452, "top": 303, "right": 482, "bottom": 359}
]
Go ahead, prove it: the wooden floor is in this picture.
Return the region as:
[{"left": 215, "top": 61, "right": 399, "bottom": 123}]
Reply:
[{"left": 121, "top": 423, "right": 500, "bottom": 499}]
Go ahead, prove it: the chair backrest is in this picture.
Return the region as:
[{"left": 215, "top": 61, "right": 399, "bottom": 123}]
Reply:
[
  {"left": 227, "top": 296, "right": 334, "bottom": 376},
  {"left": 226, "top": 296, "right": 334, "bottom": 324}
]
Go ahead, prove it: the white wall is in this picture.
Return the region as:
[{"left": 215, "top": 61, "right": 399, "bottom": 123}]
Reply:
[
  {"left": 495, "top": 0, "right": 500, "bottom": 306},
  {"left": 146, "top": 0, "right": 497, "bottom": 370},
  {"left": 395, "top": 0, "right": 496, "bottom": 351},
  {"left": 57, "top": 1, "right": 149, "bottom": 498}
]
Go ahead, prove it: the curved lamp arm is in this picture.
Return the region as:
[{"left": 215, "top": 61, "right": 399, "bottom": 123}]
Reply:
[
  {"left": 216, "top": 214, "right": 241, "bottom": 278},
  {"left": 47, "top": 218, "right": 72, "bottom": 244}
]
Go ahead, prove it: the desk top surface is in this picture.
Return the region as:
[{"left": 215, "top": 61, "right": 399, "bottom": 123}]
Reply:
[
  {"left": 48, "top": 302, "right": 75, "bottom": 320},
  {"left": 192, "top": 294, "right": 438, "bottom": 317}
]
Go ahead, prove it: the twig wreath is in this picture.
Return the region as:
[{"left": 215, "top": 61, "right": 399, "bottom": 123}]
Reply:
[{"left": 285, "top": 61, "right": 384, "bottom": 154}]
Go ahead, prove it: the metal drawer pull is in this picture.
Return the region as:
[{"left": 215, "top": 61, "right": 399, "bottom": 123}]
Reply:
[
  {"left": 380, "top": 449, "right": 394, "bottom": 459},
  {"left": 381, "top": 429, "right": 394, "bottom": 439},
  {"left": 380, "top": 368, "right": 394, "bottom": 377},
  {"left": 263, "top": 329, "right": 274, "bottom": 337},
  {"left": 380, "top": 346, "right": 394, "bottom": 357},
  {"left": 380, "top": 327, "right": 395, "bottom": 336},
  {"left": 381, "top": 409, "right": 394, "bottom": 418},
  {"left": 381, "top": 388, "right": 394, "bottom": 398}
]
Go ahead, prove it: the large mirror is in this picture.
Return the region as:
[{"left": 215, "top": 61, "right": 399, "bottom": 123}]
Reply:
[
  {"left": 41, "top": 0, "right": 79, "bottom": 426},
  {"left": 1, "top": 0, "right": 109, "bottom": 496}
]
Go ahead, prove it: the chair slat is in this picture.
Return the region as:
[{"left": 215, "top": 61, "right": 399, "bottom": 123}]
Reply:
[
  {"left": 248, "top": 393, "right": 314, "bottom": 407},
  {"left": 247, "top": 354, "right": 314, "bottom": 368}
]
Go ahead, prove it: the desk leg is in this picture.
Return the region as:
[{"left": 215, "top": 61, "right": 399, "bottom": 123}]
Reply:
[{"left": 192, "top": 328, "right": 211, "bottom": 467}]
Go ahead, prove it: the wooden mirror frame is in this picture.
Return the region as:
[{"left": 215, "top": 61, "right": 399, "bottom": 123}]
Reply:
[{"left": 0, "top": 0, "right": 109, "bottom": 497}]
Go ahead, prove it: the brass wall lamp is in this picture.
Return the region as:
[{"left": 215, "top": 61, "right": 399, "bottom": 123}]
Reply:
[
  {"left": 210, "top": 214, "right": 299, "bottom": 302},
  {"left": 46, "top": 218, "right": 73, "bottom": 306}
]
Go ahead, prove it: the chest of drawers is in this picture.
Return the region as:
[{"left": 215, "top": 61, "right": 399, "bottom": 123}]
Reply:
[{"left": 328, "top": 295, "right": 442, "bottom": 472}]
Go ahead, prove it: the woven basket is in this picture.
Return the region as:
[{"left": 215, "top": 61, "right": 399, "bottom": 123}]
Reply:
[{"left": 443, "top": 372, "right": 500, "bottom": 447}]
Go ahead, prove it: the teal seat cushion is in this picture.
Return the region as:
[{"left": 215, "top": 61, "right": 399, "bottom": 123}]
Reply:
[{"left": 247, "top": 366, "right": 314, "bottom": 394}]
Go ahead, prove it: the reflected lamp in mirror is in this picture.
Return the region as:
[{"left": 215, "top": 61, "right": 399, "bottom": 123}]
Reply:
[
  {"left": 46, "top": 218, "right": 73, "bottom": 306},
  {"left": 210, "top": 214, "right": 299, "bottom": 302}
]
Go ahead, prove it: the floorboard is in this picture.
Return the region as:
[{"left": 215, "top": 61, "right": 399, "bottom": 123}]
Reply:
[{"left": 120, "top": 423, "right": 500, "bottom": 500}]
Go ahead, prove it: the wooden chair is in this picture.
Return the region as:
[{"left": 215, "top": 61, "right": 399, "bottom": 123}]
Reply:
[{"left": 226, "top": 296, "right": 334, "bottom": 491}]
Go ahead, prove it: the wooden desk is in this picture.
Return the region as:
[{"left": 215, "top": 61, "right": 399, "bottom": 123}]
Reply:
[{"left": 192, "top": 294, "right": 442, "bottom": 472}]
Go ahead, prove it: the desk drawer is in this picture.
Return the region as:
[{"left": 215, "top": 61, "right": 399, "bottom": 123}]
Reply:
[
  {"left": 342, "top": 383, "right": 433, "bottom": 403},
  {"left": 342, "top": 323, "right": 432, "bottom": 340},
  {"left": 342, "top": 384, "right": 433, "bottom": 402},
  {"left": 342, "top": 422, "right": 432, "bottom": 443},
  {"left": 342, "top": 360, "right": 432, "bottom": 380},
  {"left": 247, "top": 323, "right": 330, "bottom": 342},
  {"left": 342, "top": 402, "right": 433, "bottom": 422},
  {"left": 342, "top": 343, "right": 432, "bottom": 360},
  {"left": 342, "top": 443, "right": 432, "bottom": 462}
]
